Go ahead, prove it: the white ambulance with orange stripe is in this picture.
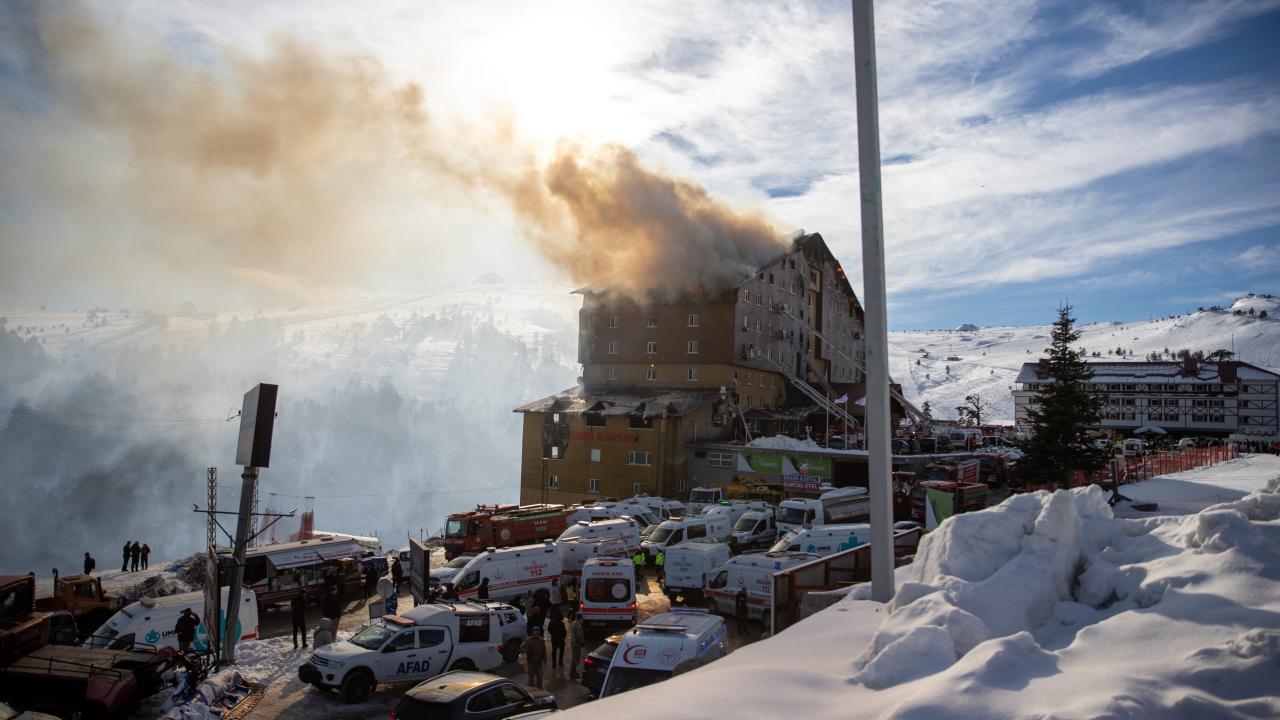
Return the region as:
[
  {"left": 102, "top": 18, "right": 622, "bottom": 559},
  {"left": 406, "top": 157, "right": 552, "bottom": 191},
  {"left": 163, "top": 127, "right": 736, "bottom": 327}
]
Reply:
[
  {"left": 449, "top": 542, "right": 561, "bottom": 603},
  {"left": 578, "top": 556, "right": 636, "bottom": 627}
]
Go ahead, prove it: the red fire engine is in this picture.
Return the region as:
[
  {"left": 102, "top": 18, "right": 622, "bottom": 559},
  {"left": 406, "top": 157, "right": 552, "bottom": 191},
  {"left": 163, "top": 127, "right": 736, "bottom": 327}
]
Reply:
[{"left": 443, "top": 504, "right": 571, "bottom": 558}]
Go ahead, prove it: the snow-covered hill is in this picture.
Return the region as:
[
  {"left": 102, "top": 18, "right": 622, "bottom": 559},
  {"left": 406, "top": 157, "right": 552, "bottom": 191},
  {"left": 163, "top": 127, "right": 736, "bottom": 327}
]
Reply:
[{"left": 890, "top": 294, "right": 1280, "bottom": 423}]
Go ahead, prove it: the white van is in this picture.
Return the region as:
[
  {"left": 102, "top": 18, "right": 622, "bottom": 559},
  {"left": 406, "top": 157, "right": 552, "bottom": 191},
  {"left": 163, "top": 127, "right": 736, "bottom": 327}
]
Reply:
[
  {"left": 701, "top": 499, "right": 769, "bottom": 525},
  {"left": 770, "top": 523, "right": 869, "bottom": 557},
  {"left": 623, "top": 496, "right": 686, "bottom": 520},
  {"left": 686, "top": 486, "right": 724, "bottom": 515},
  {"left": 599, "top": 608, "right": 728, "bottom": 698},
  {"left": 729, "top": 508, "right": 778, "bottom": 551},
  {"left": 1123, "top": 438, "right": 1147, "bottom": 457},
  {"left": 556, "top": 537, "right": 629, "bottom": 579},
  {"left": 449, "top": 542, "right": 561, "bottom": 602},
  {"left": 662, "top": 540, "right": 731, "bottom": 604},
  {"left": 299, "top": 602, "right": 504, "bottom": 703},
  {"left": 579, "top": 557, "right": 637, "bottom": 627},
  {"left": 87, "top": 587, "right": 259, "bottom": 651},
  {"left": 776, "top": 486, "right": 869, "bottom": 534},
  {"left": 704, "top": 552, "right": 819, "bottom": 622},
  {"left": 641, "top": 515, "right": 731, "bottom": 559},
  {"left": 557, "top": 518, "right": 644, "bottom": 549}
]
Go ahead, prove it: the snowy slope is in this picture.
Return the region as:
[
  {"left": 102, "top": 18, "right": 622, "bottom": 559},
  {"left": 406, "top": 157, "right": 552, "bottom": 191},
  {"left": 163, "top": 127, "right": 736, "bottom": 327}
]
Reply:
[
  {"left": 567, "top": 455, "right": 1280, "bottom": 719},
  {"left": 889, "top": 294, "right": 1280, "bottom": 423}
]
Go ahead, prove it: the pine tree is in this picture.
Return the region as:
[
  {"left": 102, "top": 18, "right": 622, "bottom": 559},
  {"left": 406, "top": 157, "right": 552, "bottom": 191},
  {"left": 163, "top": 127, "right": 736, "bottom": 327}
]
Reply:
[{"left": 1020, "top": 304, "right": 1109, "bottom": 487}]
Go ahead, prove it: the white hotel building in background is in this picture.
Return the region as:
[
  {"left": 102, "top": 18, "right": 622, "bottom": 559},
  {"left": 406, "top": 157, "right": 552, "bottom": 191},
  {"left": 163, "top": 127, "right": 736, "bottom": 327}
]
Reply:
[{"left": 1013, "top": 360, "right": 1280, "bottom": 442}]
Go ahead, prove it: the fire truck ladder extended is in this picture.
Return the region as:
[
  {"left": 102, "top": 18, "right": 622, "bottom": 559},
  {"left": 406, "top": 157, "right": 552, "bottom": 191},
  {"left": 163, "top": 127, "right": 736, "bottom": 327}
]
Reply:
[
  {"left": 778, "top": 309, "right": 928, "bottom": 426},
  {"left": 764, "top": 354, "right": 862, "bottom": 431}
]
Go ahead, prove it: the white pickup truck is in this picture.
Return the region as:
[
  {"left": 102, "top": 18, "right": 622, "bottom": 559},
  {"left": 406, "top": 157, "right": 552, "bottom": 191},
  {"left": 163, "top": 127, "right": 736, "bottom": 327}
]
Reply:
[{"left": 298, "top": 602, "right": 505, "bottom": 704}]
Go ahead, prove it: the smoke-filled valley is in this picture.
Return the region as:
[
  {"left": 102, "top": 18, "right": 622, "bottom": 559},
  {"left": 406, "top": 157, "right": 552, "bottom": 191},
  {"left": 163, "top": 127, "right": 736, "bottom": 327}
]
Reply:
[{"left": 0, "top": 285, "right": 579, "bottom": 573}]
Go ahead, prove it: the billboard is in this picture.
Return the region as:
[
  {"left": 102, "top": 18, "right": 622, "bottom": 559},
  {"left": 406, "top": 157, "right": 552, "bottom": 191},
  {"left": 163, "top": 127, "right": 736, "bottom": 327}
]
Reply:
[{"left": 737, "top": 451, "right": 832, "bottom": 482}]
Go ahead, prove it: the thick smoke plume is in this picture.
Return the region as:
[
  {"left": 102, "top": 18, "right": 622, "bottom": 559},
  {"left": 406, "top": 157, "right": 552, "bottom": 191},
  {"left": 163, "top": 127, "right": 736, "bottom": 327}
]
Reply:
[{"left": 0, "top": 3, "right": 783, "bottom": 306}]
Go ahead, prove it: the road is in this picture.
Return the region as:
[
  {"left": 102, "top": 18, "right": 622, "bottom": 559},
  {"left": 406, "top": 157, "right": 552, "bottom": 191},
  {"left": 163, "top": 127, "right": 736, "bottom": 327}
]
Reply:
[{"left": 247, "top": 567, "right": 762, "bottom": 718}]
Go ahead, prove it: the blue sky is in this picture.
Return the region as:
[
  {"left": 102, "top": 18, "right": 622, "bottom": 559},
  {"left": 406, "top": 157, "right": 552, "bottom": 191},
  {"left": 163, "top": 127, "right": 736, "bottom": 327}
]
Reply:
[{"left": 1, "top": 0, "right": 1277, "bottom": 328}]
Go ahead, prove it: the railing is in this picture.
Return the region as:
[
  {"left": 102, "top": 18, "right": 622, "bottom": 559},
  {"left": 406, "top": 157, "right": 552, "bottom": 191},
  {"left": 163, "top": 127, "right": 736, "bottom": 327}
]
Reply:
[
  {"left": 1067, "top": 444, "right": 1241, "bottom": 488},
  {"left": 769, "top": 526, "right": 923, "bottom": 635}
]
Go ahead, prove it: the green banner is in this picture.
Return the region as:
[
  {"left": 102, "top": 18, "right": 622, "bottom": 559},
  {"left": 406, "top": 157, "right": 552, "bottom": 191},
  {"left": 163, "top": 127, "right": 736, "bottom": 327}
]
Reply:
[
  {"left": 926, "top": 488, "right": 954, "bottom": 522},
  {"left": 736, "top": 451, "right": 832, "bottom": 479},
  {"left": 741, "top": 452, "right": 783, "bottom": 474}
]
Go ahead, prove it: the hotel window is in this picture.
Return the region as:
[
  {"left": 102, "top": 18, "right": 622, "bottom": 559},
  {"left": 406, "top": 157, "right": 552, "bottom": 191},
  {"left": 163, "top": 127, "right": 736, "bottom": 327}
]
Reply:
[
  {"left": 547, "top": 474, "right": 558, "bottom": 489},
  {"left": 646, "top": 367, "right": 657, "bottom": 381},
  {"left": 590, "top": 448, "right": 601, "bottom": 463},
  {"left": 747, "top": 372, "right": 754, "bottom": 385},
  {"left": 743, "top": 289, "right": 752, "bottom": 303},
  {"left": 707, "top": 451, "right": 735, "bottom": 468},
  {"left": 687, "top": 368, "right": 699, "bottom": 382},
  {"left": 688, "top": 313, "right": 700, "bottom": 327},
  {"left": 628, "top": 451, "right": 652, "bottom": 466},
  {"left": 608, "top": 316, "right": 619, "bottom": 328},
  {"left": 645, "top": 341, "right": 657, "bottom": 354},
  {"left": 646, "top": 316, "right": 658, "bottom": 328},
  {"left": 742, "top": 316, "right": 750, "bottom": 330},
  {"left": 589, "top": 478, "right": 601, "bottom": 493},
  {"left": 606, "top": 341, "right": 618, "bottom": 355},
  {"left": 687, "top": 340, "right": 699, "bottom": 354},
  {"left": 755, "top": 320, "right": 762, "bottom": 333},
  {"left": 606, "top": 368, "right": 617, "bottom": 381}
]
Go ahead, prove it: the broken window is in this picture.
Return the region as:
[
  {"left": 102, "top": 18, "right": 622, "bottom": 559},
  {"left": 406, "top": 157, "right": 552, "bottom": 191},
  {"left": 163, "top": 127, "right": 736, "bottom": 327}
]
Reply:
[{"left": 585, "top": 412, "right": 605, "bottom": 428}]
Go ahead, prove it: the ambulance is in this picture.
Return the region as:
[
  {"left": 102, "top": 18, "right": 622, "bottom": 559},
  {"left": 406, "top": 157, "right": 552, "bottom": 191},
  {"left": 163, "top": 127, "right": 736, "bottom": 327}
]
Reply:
[
  {"left": 578, "top": 557, "right": 637, "bottom": 627},
  {"left": 557, "top": 517, "right": 644, "bottom": 550},
  {"left": 448, "top": 542, "right": 561, "bottom": 603},
  {"left": 556, "top": 537, "right": 629, "bottom": 579},
  {"left": 700, "top": 499, "right": 769, "bottom": 527},
  {"left": 661, "top": 539, "right": 731, "bottom": 604},
  {"left": 86, "top": 587, "right": 259, "bottom": 652},
  {"left": 298, "top": 602, "right": 505, "bottom": 703},
  {"left": 704, "top": 551, "right": 819, "bottom": 623},
  {"left": 769, "top": 523, "right": 870, "bottom": 558},
  {"left": 640, "top": 515, "right": 731, "bottom": 559},
  {"left": 599, "top": 608, "right": 728, "bottom": 698}
]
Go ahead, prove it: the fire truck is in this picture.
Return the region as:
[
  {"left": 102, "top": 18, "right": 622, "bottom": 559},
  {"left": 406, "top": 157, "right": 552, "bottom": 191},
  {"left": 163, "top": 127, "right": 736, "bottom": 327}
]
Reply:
[
  {"left": 925, "top": 458, "right": 981, "bottom": 485},
  {"left": 443, "top": 504, "right": 571, "bottom": 559}
]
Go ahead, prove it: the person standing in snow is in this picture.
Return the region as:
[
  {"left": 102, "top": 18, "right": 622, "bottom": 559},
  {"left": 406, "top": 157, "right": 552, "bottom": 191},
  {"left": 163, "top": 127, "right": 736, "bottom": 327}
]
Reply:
[
  {"left": 83, "top": 552, "right": 95, "bottom": 576},
  {"left": 290, "top": 593, "right": 308, "bottom": 648},
  {"left": 391, "top": 557, "right": 404, "bottom": 589},
  {"left": 174, "top": 608, "right": 200, "bottom": 652},
  {"left": 129, "top": 541, "right": 141, "bottom": 572},
  {"left": 568, "top": 610, "right": 585, "bottom": 679},
  {"left": 122, "top": 541, "right": 131, "bottom": 572},
  {"left": 321, "top": 585, "right": 343, "bottom": 626},
  {"left": 141, "top": 543, "right": 150, "bottom": 570}
]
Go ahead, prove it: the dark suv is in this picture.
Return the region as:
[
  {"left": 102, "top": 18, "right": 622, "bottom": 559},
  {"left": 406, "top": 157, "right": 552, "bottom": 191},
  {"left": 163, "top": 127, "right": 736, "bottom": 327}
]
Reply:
[
  {"left": 581, "top": 632, "right": 625, "bottom": 697},
  {"left": 391, "top": 671, "right": 556, "bottom": 720}
]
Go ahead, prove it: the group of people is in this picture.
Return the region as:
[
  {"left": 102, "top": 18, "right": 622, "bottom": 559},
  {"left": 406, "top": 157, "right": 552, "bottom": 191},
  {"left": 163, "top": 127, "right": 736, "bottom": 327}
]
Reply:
[
  {"left": 288, "top": 585, "right": 344, "bottom": 649},
  {"left": 517, "top": 583, "right": 585, "bottom": 690},
  {"left": 121, "top": 540, "right": 151, "bottom": 572}
]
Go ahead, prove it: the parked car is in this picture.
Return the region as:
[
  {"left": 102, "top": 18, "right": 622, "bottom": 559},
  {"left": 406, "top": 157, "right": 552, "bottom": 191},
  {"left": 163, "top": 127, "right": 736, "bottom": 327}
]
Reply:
[
  {"left": 580, "top": 632, "right": 625, "bottom": 697},
  {"left": 391, "top": 671, "right": 556, "bottom": 720}
]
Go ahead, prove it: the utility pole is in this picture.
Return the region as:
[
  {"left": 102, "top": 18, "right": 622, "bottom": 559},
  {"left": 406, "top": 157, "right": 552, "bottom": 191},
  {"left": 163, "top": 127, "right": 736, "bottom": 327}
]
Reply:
[{"left": 852, "top": 0, "right": 895, "bottom": 602}]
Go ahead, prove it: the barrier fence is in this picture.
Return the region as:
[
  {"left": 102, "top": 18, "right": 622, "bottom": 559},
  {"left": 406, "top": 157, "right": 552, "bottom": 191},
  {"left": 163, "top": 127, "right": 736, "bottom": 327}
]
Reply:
[
  {"left": 770, "top": 526, "right": 923, "bottom": 635},
  {"left": 1069, "top": 444, "right": 1240, "bottom": 488}
]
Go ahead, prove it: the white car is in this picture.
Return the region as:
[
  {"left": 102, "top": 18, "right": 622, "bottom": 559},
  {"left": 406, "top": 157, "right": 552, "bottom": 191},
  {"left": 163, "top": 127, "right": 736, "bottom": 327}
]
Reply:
[{"left": 298, "top": 603, "right": 505, "bottom": 703}]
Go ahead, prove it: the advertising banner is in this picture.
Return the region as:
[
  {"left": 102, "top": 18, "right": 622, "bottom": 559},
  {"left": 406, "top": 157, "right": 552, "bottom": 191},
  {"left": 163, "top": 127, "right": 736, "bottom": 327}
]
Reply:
[{"left": 738, "top": 451, "right": 832, "bottom": 481}]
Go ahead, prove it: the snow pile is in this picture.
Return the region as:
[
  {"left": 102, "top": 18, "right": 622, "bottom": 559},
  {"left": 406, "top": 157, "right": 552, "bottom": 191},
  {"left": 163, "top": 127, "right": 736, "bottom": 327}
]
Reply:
[
  {"left": 745, "top": 435, "right": 823, "bottom": 451},
  {"left": 571, "top": 456, "right": 1280, "bottom": 719}
]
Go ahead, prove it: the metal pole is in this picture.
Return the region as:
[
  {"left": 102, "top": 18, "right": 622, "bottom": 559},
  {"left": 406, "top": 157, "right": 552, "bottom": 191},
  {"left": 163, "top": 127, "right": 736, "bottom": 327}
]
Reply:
[
  {"left": 221, "top": 465, "right": 258, "bottom": 664},
  {"left": 852, "top": 0, "right": 894, "bottom": 603}
]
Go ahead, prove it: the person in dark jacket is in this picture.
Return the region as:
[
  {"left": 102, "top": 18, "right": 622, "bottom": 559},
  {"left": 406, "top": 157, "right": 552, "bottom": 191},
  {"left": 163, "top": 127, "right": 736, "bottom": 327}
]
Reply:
[
  {"left": 130, "top": 541, "right": 141, "bottom": 572},
  {"left": 122, "top": 542, "right": 131, "bottom": 572},
  {"left": 532, "top": 587, "right": 551, "bottom": 623},
  {"left": 391, "top": 557, "right": 403, "bottom": 589},
  {"left": 320, "top": 586, "right": 343, "bottom": 626},
  {"left": 477, "top": 577, "right": 490, "bottom": 601},
  {"left": 174, "top": 608, "right": 200, "bottom": 652},
  {"left": 141, "top": 544, "right": 150, "bottom": 570},
  {"left": 83, "top": 552, "right": 96, "bottom": 576},
  {"left": 546, "top": 607, "right": 566, "bottom": 668},
  {"left": 735, "top": 586, "right": 749, "bottom": 636},
  {"left": 362, "top": 564, "right": 377, "bottom": 600},
  {"left": 527, "top": 604, "right": 543, "bottom": 635},
  {"left": 290, "top": 593, "right": 308, "bottom": 648}
]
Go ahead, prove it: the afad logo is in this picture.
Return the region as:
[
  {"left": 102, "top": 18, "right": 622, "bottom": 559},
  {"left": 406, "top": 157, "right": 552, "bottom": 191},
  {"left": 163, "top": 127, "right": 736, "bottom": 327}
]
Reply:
[{"left": 193, "top": 612, "right": 242, "bottom": 653}]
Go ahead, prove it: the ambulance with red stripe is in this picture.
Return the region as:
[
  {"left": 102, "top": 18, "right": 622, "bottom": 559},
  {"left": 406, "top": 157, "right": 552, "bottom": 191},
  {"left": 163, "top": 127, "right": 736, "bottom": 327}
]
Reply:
[
  {"left": 599, "top": 608, "right": 727, "bottom": 698},
  {"left": 704, "top": 551, "right": 819, "bottom": 624},
  {"left": 578, "top": 557, "right": 636, "bottom": 627},
  {"left": 449, "top": 542, "right": 561, "bottom": 603}
]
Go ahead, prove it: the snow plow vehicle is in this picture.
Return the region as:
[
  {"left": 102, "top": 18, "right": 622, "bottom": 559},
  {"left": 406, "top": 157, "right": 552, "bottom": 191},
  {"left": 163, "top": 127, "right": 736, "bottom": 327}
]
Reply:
[
  {"left": 33, "top": 570, "right": 127, "bottom": 640},
  {"left": 1, "top": 574, "right": 176, "bottom": 718},
  {"left": 443, "top": 504, "right": 571, "bottom": 559}
]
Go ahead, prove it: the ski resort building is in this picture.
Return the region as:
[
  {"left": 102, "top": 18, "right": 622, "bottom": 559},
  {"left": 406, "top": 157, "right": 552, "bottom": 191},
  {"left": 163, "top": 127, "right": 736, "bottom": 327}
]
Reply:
[
  {"left": 1012, "top": 359, "right": 1280, "bottom": 441},
  {"left": 515, "top": 232, "right": 869, "bottom": 504}
]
